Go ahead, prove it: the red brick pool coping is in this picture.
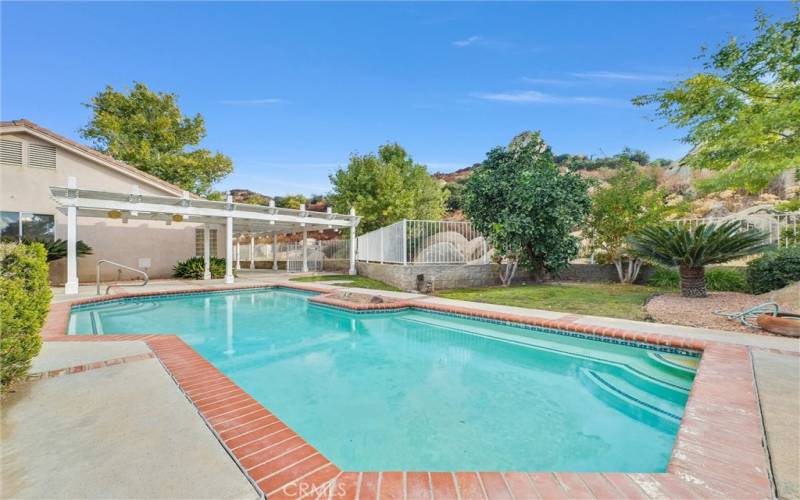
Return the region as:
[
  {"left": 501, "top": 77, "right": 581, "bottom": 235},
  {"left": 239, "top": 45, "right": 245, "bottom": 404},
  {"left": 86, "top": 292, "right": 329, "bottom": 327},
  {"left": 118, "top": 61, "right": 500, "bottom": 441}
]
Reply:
[{"left": 41, "top": 283, "right": 773, "bottom": 499}]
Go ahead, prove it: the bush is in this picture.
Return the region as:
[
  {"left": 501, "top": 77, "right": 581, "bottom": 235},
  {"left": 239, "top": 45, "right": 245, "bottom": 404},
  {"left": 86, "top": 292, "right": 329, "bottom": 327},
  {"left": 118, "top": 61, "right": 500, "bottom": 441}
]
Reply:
[
  {"left": 1, "top": 242, "right": 52, "bottom": 388},
  {"left": 647, "top": 266, "right": 680, "bottom": 288},
  {"left": 704, "top": 267, "right": 746, "bottom": 292},
  {"left": 648, "top": 265, "right": 746, "bottom": 291},
  {"left": 173, "top": 256, "right": 227, "bottom": 279},
  {"left": 746, "top": 246, "right": 800, "bottom": 294}
]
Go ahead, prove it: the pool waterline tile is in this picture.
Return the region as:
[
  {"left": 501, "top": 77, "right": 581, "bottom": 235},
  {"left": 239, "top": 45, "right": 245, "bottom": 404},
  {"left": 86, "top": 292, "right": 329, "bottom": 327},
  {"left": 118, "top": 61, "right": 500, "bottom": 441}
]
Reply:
[{"left": 41, "top": 282, "right": 773, "bottom": 499}]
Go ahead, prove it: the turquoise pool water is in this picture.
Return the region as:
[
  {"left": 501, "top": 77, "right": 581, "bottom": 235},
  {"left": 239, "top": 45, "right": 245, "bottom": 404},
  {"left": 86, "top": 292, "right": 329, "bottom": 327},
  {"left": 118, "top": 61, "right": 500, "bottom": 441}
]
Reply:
[{"left": 69, "top": 288, "right": 698, "bottom": 472}]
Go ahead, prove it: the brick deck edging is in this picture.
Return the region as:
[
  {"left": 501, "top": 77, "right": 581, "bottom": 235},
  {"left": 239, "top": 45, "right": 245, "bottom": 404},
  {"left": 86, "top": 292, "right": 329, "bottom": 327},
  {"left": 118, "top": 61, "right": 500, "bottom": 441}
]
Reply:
[{"left": 41, "top": 283, "right": 774, "bottom": 499}]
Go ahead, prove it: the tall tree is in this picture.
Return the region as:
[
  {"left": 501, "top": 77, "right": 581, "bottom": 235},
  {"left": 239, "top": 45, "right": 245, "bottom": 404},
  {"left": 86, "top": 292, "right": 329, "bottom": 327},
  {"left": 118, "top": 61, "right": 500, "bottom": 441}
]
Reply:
[
  {"left": 463, "top": 131, "right": 591, "bottom": 284},
  {"left": 81, "top": 82, "right": 233, "bottom": 196},
  {"left": 633, "top": 8, "right": 799, "bottom": 193},
  {"left": 585, "top": 164, "right": 667, "bottom": 283},
  {"left": 328, "top": 143, "right": 447, "bottom": 233}
]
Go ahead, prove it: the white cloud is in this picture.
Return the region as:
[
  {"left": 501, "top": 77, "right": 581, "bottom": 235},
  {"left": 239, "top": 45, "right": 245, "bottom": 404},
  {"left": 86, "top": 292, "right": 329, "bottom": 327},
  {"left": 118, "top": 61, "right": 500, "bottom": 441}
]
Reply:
[
  {"left": 521, "top": 77, "right": 580, "bottom": 86},
  {"left": 452, "top": 35, "right": 484, "bottom": 48},
  {"left": 218, "top": 98, "right": 285, "bottom": 106},
  {"left": 473, "top": 90, "right": 616, "bottom": 105},
  {"left": 571, "top": 71, "right": 671, "bottom": 82},
  {"left": 452, "top": 35, "right": 512, "bottom": 50}
]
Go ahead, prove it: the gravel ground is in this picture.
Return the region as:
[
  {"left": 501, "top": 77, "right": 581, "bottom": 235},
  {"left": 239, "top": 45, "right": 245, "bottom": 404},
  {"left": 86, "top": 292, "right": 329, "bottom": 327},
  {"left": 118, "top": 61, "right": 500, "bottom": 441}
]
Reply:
[{"left": 646, "top": 291, "right": 797, "bottom": 335}]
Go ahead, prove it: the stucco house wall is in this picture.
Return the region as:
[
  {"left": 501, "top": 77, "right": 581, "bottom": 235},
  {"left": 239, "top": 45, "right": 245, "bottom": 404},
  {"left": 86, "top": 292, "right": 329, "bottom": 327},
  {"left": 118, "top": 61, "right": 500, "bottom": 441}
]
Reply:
[{"left": 0, "top": 121, "right": 223, "bottom": 283}]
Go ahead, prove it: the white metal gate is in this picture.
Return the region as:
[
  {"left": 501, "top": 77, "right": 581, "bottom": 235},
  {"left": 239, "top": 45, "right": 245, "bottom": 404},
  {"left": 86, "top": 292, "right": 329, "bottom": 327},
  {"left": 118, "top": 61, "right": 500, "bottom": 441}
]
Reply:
[{"left": 285, "top": 243, "right": 323, "bottom": 272}]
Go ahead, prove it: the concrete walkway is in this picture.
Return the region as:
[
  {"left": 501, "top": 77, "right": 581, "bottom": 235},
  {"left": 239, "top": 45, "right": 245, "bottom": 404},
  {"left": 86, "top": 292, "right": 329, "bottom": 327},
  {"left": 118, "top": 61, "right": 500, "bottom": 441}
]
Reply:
[
  {"left": 752, "top": 350, "right": 800, "bottom": 500},
  {"left": 1, "top": 342, "right": 259, "bottom": 499}
]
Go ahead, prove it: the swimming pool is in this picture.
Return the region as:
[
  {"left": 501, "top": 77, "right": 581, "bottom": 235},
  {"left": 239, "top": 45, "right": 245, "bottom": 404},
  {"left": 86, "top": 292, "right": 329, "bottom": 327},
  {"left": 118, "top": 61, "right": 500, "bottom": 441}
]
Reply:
[{"left": 69, "top": 288, "right": 698, "bottom": 472}]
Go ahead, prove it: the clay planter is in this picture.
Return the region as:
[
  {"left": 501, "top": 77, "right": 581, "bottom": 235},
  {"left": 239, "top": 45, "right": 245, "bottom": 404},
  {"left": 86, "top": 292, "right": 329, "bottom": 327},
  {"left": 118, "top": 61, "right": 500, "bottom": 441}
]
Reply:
[{"left": 757, "top": 313, "right": 800, "bottom": 338}]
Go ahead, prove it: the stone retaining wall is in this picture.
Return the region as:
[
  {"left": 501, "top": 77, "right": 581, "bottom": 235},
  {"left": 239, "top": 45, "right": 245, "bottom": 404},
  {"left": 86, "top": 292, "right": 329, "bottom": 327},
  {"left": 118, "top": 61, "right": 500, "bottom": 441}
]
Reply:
[{"left": 356, "top": 262, "right": 659, "bottom": 291}]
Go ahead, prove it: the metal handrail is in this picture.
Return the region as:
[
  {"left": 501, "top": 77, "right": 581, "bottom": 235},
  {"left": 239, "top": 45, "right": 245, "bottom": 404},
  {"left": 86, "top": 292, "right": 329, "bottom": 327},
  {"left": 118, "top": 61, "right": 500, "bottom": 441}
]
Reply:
[{"left": 96, "top": 259, "right": 149, "bottom": 295}]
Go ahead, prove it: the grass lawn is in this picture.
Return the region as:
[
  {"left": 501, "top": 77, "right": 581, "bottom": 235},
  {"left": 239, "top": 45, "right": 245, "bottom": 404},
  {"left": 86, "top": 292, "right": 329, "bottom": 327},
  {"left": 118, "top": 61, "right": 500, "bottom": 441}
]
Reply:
[
  {"left": 437, "top": 282, "right": 668, "bottom": 321},
  {"left": 290, "top": 274, "right": 400, "bottom": 291}
]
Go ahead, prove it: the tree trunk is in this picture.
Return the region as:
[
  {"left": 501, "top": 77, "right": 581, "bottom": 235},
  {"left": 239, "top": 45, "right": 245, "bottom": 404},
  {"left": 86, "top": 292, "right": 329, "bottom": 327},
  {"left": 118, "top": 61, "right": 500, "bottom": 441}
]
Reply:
[
  {"left": 679, "top": 265, "right": 706, "bottom": 298},
  {"left": 499, "top": 259, "right": 518, "bottom": 287}
]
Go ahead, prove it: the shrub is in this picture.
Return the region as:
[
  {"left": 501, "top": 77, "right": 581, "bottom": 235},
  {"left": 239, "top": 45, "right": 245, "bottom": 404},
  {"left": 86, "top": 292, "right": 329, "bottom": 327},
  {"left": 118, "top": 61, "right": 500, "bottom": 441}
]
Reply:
[
  {"left": 1, "top": 242, "right": 52, "bottom": 388},
  {"left": 746, "top": 246, "right": 800, "bottom": 294},
  {"left": 648, "top": 265, "right": 746, "bottom": 291},
  {"left": 173, "top": 256, "right": 227, "bottom": 279},
  {"left": 780, "top": 226, "right": 798, "bottom": 247},
  {"left": 704, "top": 267, "right": 746, "bottom": 292},
  {"left": 647, "top": 266, "right": 680, "bottom": 288}
]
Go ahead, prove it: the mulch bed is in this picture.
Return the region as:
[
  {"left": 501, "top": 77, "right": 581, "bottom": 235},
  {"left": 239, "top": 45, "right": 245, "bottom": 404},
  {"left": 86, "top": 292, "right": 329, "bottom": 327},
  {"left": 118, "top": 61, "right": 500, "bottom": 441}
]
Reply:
[{"left": 646, "top": 291, "right": 796, "bottom": 335}]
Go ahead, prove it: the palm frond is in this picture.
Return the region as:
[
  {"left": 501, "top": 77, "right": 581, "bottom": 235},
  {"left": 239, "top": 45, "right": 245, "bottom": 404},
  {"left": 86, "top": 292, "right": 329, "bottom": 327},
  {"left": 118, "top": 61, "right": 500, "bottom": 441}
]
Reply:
[{"left": 628, "top": 221, "right": 770, "bottom": 267}]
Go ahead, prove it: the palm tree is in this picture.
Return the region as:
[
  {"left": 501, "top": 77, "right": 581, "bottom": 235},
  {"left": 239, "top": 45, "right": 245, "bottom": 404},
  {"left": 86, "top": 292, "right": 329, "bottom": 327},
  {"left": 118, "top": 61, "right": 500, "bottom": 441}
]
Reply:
[{"left": 628, "top": 221, "right": 769, "bottom": 297}]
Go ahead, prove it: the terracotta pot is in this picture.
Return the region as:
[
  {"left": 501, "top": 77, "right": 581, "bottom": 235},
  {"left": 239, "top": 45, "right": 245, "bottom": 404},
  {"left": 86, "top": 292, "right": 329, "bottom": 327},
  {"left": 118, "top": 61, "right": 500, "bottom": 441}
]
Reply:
[{"left": 757, "top": 313, "right": 800, "bottom": 338}]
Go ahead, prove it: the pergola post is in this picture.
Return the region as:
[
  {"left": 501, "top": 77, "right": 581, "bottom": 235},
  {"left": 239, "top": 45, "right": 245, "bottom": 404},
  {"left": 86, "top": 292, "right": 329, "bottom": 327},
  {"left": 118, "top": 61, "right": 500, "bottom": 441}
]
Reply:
[
  {"left": 272, "top": 233, "right": 278, "bottom": 270},
  {"left": 225, "top": 194, "right": 234, "bottom": 284},
  {"left": 64, "top": 176, "right": 79, "bottom": 295},
  {"left": 249, "top": 236, "right": 255, "bottom": 269},
  {"left": 236, "top": 240, "right": 242, "bottom": 270},
  {"left": 203, "top": 224, "right": 211, "bottom": 280},
  {"left": 349, "top": 207, "right": 357, "bottom": 275}
]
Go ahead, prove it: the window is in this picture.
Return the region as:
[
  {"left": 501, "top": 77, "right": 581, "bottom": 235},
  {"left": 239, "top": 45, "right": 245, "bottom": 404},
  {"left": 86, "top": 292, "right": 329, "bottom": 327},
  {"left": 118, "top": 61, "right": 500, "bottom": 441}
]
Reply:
[
  {"left": 195, "top": 228, "right": 217, "bottom": 257},
  {"left": 0, "top": 211, "right": 55, "bottom": 242},
  {"left": 28, "top": 143, "right": 56, "bottom": 169},
  {"left": 0, "top": 139, "right": 23, "bottom": 166}
]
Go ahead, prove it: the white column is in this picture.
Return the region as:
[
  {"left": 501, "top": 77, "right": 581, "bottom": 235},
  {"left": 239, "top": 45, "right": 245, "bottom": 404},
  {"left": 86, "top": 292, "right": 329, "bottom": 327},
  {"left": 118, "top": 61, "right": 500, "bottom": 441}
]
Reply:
[
  {"left": 225, "top": 195, "right": 234, "bottom": 284},
  {"left": 302, "top": 229, "right": 308, "bottom": 272},
  {"left": 249, "top": 236, "right": 255, "bottom": 269},
  {"left": 235, "top": 240, "right": 242, "bottom": 270},
  {"left": 203, "top": 224, "right": 211, "bottom": 280},
  {"left": 64, "top": 176, "right": 79, "bottom": 295},
  {"left": 272, "top": 233, "right": 278, "bottom": 270},
  {"left": 349, "top": 207, "right": 357, "bottom": 275}
]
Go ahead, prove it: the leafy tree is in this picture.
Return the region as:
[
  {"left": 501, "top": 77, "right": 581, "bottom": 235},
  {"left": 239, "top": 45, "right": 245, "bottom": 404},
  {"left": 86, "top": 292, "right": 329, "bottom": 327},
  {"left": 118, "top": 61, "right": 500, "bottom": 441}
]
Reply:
[
  {"left": 81, "top": 82, "right": 233, "bottom": 196},
  {"left": 329, "top": 143, "right": 447, "bottom": 233},
  {"left": 275, "top": 194, "right": 308, "bottom": 210},
  {"left": 633, "top": 9, "right": 800, "bottom": 193},
  {"left": 585, "top": 164, "right": 666, "bottom": 283},
  {"left": 463, "top": 131, "right": 591, "bottom": 284},
  {"left": 628, "top": 221, "right": 768, "bottom": 297},
  {"left": 616, "top": 147, "right": 650, "bottom": 166}
]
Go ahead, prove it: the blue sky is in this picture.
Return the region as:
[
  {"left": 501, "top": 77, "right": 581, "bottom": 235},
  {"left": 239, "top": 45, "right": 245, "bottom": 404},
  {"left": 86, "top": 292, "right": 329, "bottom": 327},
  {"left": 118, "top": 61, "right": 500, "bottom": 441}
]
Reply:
[{"left": 2, "top": 2, "right": 794, "bottom": 195}]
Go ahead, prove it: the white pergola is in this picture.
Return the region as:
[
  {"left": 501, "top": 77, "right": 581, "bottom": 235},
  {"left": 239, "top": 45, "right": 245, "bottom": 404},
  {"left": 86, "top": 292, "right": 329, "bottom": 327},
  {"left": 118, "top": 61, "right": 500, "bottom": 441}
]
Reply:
[{"left": 52, "top": 177, "right": 360, "bottom": 295}]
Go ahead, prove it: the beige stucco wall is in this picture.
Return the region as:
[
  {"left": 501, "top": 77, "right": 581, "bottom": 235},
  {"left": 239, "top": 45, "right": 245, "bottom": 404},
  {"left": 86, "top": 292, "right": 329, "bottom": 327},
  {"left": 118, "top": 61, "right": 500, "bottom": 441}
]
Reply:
[{"left": 0, "top": 129, "right": 223, "bottom": 283}]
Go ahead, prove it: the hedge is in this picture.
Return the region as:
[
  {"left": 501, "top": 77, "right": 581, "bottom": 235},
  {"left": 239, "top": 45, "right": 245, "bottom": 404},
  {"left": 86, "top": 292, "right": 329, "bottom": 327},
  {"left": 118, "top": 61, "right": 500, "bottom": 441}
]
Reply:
[
  {"left": 1, "top": 242, "right": 52, "bottom": 388},
  {"left": 647, "top": 265, "right": 746, "bottom": 292}
]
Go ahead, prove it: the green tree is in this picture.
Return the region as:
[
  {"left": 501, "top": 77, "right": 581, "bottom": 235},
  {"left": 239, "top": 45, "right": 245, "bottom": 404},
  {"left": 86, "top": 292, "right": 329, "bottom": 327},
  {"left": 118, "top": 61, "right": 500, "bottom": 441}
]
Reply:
[
  {"left": 628, "top": 222, "right": 768, "bottom": 297},
  {"left": 633, "top": 9, "right": 800, "bottom": 193},
  {"left": 81, "top": 82, "right": 233, "bottom": 196},
  {"left": 275, "top": 194, "right": 308, "bottom": 210},
  {"left": 585, "top": 164, "right": 666, "bottom": 283},
  {"left": 329, "top": 143, "right": 447, "bottom": 233},
  {"left": 463, "top": 131, "right": 591, "bottom": 284}
]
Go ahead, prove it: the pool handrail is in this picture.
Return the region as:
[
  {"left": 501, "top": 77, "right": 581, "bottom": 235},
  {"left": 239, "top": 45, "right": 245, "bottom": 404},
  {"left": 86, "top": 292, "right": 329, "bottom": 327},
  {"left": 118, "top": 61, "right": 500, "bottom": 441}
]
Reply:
[{"left": 96, "top": 259, "right": 149, "bottom": 295}]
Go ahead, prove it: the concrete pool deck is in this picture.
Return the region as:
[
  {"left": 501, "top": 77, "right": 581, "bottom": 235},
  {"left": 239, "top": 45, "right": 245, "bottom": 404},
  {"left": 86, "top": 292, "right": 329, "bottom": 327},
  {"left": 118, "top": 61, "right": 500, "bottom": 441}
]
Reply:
[
  {"left": 1, "top": 342, "right": 260, "bottom": 499},
  {"left": 10, "top": 277, "right": 799, "bottom": 498}
]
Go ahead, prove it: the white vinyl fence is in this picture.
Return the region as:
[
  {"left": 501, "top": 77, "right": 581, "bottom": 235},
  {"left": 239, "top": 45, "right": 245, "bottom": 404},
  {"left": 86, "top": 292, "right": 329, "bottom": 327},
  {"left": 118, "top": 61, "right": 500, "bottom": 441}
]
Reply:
[
  {"left": 672, "top": 211, "right": 799, "bottom": 248},
  {"left": 356, "top": 219, "right": 491, "bottom": 265}
]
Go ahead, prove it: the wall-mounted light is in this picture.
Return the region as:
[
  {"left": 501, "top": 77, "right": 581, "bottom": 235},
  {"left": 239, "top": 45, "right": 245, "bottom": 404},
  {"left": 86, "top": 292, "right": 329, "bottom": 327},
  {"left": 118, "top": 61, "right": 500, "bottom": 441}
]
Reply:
[
  {"left": 172, "top": 214, "right": 184, "bottom": 223},
  {"left": 108, "top": 210, "right": 122, "bottom": 219}
]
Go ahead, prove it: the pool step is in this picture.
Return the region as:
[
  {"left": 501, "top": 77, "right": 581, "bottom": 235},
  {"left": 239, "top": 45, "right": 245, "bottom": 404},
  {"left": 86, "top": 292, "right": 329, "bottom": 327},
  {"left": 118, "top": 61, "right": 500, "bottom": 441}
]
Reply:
[
  {"left": 579, "top": 368, "right": 682, "bottom": 431},
  {"left": 646, "top": 351, "right": 699, "bottom": 379}
]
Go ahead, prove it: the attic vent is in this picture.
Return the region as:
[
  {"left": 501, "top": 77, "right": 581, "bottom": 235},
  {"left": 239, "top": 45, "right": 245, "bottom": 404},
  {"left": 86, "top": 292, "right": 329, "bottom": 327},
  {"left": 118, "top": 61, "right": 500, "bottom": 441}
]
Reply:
[
  {"left": 0, "top": 139, "right": 23, "bottom": 166},
  {"left": 28, "top": 143, "right": 56, "bottom": 169}
]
